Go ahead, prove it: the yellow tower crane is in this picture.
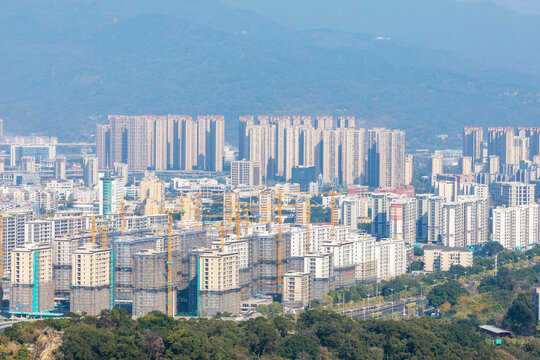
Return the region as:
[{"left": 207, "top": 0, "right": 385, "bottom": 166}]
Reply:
[
  {"left": 220, "top": 220, "right": 225, "bottom": 253},
  {"left": 166, "top": 210, "right": 174, "bottom": 317},
  {"left": 91, "top": 211, "right": 97, "bottom": 245},
  {"left": 277, "top": 189, "right": 283, "bottom": 296},
  {"left": 193, "top": 196, "right": 201, "bottom": 230},
  {"left": 235, "top": 201, "right": 241, "bottom": 238},
  {"left": 330, "top": 186, "right": 336, "bottom": 242},
  {"left": 0, "top": 215, "right": 4, "bottom": 285},
  {"left": 306, "top": 200, "right": 311, "bottom": 252},
  {"left": 101, "top": 226, "right": 108, "bottom": 249},
  {"left": 120, "top": 200, "right": 126, "bottom": 236}
]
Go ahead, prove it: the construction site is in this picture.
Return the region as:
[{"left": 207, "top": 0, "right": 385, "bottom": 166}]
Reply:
[{"left": 0, "top": 184, "right": 403, "bottom": 319}]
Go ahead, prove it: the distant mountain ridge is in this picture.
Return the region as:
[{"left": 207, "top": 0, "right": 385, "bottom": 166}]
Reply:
[
  {"left": 1, "top": 0, "right": 540, "bottom": 147},
  {"left": 224, "top": 0, "right": 540, "bottom": 74}
]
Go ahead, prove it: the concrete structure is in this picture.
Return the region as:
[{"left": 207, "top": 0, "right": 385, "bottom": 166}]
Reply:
[
  {"left": 132, "top": 249, "right": 178, "bottom": 317},
  {"left": 1, "top": 213, "right": 33, "bottom": 272},
  {"left": 341, "top": 199, "right": 360, "bottom": 230},
  {"left": 140, "top": 175, "right": 165, "bottom": 214},
  {"left": 98, "top": 114, "right": 224, "bottom": 172},
  {"left": 488, "top": 155, "right": 500, "bottom": 174},
  {"left": 113, "top": 235, "right": 158, "bottom": 303},
  {"left": 463, "top": 127, "right": 483, "bottom": 164},
  {"left": 231, "top": 160, "right": 261, "bottom": 186},
  {"left": 70, "top": 243, "right": 112, "bottom": 316},
  {"left": 441, "top": 196, "right": 488, "bottom": 247},
  {"left": 21, "top": 156, "right": 36, "bottom": 173},
  {"left": 488, "top": 127, "right": 515, "bottom": 165},
  {"left": 54, "top": 156, "right": 67, "bottom": 180},
  {"left": 10, "top": 144, "right": 55, "bottom": 167},
  {"left": 304, "top": 252, "right": 334, "bottom": 300},
  {"left": 82, "top": 156, "right": 99, "bottom": 187},
  {"left": 371, "top": 193, "right": 402, "bottom": 239},
  {"left": 210, "top": 236, "right": 251, "bottom": 299},
  {"left": 491, "top": 182, "right": 535, "bottom": 207},
  {"left": 238, "top": 115, "right": 366, "bottom": 185},
  {"left": 283, "top": 272, "right": 311, "bottom": 307},
  {"left": 98, "top": 172, "right": 124, "bottom": 215},
  {"left": 96, "top": 124, "right": 111, "bottom": 169},
  {"left": 52, "top": 236, "right": 81, "bottom": 301},
  {"left": 198, "top": 249, "right": 241, "bottom": 316},
  {"left": 493, "top": 204, "right": 539, "bottom": 251},
  {"left": 322, "top": 240, "right": 356, "bottom": 288},
  {"left": 10, "top": 243, "right": 54, "bottom": 314},
  {"left": 367, "top": 128, "right": 406, "bottom": 189},
  {"left": 259, "top": 193, "right": 273, "bottom": 223},
  {"left": 459, "top": 156, "right": 473, "bottom": 175},
  {"left": 388, "top": 197, "right": 417, "bottom": 244},
  {"left": 374, "top": 239, "right": 406, "bottom": 281},
  {"left": 295, "top": 201, "right": 310, "bottom": 225},
  {"left": 416, "top": 194, "right": 444, "bottom": 244},
  {"left": 353, "top": 235, "right": 378, "bottom": 283},
  {"left": 24, "top": 220, "right": 52, "bottom": 244},
  {"left": 423, "top": 245, "right": 473, "bottom": 272},
  {"left": 519, "top": 127, "right": 540, "bottom": 160},
  {"left": 431, "top": 154, "right": 443, "bottom": 176}
]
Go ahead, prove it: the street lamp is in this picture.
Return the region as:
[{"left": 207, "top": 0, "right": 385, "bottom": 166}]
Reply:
[{"left": 390, "top": 288, "right": 394, "bottom": 319}]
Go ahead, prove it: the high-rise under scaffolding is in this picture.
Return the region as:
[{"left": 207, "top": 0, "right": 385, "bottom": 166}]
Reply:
[
  {"left": 70, "top": 243, "right": 113, "bottom": 316},
  {"left": 132, "top": 249, "right": 180, "bottom": 317},
  {"left": 197, "top": 249, "right": 241, "bottom": 316},
  {"left": 52, "top": 235, "right": 83, "bottom": 301},
  {"left": 112, "top": 235, "right": 158, "bottom": 304},
  {"left": 10, "top": 243, "right": 54, "bottom": 315},
  {"left": 251, "top": 232, "right": 291, "bottom": 298}
]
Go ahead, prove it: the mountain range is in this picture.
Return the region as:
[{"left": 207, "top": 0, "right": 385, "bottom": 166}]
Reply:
[{"left": 1, "top": 0, "right": 540, "bottom": 147}]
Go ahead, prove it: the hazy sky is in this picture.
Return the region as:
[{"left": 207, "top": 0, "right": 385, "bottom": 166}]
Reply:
[{"left": 487, "top": 0, "right": 540, "bottom": 14}]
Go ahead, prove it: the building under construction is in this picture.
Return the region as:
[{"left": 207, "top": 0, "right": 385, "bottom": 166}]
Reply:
[
  {"left": 211, "top": 235, "right": 252, "bottom": 300},
  {"left": 322, "top": 241, "right": 356, "bottom": 288},
  {"left": 251, "top": 231, "right": 290, "bottom": 297},
  {"left": 112, "top": 235, "right": 158, "bottom": 305},
  {"left": 70, "top": 243, "right": 113, "bottom": 316},
  {"left": 304, "top": 252, "right": 335, "bottom": 300},
  {"left": 178, "top": 230, "right": 210, "bottom": 314},
  {"left": 179, "top": 247, "right": 210, "bottom": 315},
  {"left": 197, "top": 249, "right": 241, "bottom": 316},
  {"left": 132, "top": 249, "right": 180, "bottom": 317},
  {"left": 52, "top": 235, "right": 84, "bottom": 301},
  {"left": 10, "top": 243, "right": 54, "bottom": 315}
]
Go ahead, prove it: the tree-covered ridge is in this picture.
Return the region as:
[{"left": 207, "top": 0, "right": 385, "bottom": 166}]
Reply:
[{"left": 1, "top": 307, "right": 539, "bottom": 359}]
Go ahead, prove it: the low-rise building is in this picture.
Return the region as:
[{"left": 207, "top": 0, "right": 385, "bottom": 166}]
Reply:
[
  {"left": 283, "top": 272, "right": 311, "bottom": 307},
  {"left": 423, "top": 245, "right": 473, "bottom": 272}
]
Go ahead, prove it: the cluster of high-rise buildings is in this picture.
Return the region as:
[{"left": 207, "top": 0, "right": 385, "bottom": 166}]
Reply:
[
  {"left": 2, "top": 118, "right": 540, "bottom": 319},
  {"left": 97, "top": 115, "right": 224, "bottom": 171},
  {"left": 239, "top": 115, "right": 408, "bottom": 187},
  {"left": 461, "top": 126, "right": 540, "bottom": 177},
  {"left": 96, "top": 114, "right": 409, "bottom": 189},
  {"left": 2, "top": 199, "right": 409, "bottom": 317}
]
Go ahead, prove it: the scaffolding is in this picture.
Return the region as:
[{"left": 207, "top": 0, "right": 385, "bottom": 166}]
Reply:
[
  {"left": 132, "top": 249, "right": 177, "bottom": 317},
  {"left": 277, "top": 190, "right": 283, "bottom": 298},
  {"left": 113, "top": 235, "right": 157, "bottom": 303},
  {"left": 166, "top": 212, "right": 174, "bottom": 317},
  {"left": 10, "top": 244, "right": 54, "bottom": 315}
]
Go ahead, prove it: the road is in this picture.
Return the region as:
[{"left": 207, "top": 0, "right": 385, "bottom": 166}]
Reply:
[
  {"left": 338, "top": 296, "right": 429, "bottom": 320},
  {"left": 339, "top": 258, "right": 540, "bottom": 320},
  {"left": 0, "top": 318, "right": 33, "bottom": 332}
]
